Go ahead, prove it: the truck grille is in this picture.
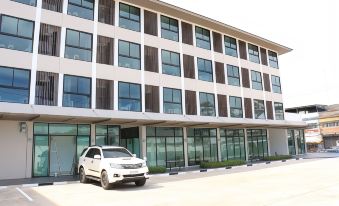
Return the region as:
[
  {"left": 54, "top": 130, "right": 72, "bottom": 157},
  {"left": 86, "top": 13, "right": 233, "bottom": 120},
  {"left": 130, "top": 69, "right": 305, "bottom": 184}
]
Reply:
[
  {"left": 123, "top": 173, "right": 144, "bottom": 178},
  {"left": 122, "top": 163, "right": 142, "bottom": 169}
]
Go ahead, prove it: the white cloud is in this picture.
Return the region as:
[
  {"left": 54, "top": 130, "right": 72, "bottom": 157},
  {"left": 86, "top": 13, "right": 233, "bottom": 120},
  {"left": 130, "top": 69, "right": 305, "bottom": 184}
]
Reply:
[{"left": 162, "top": 0, "right": 339, "bottom": 107}]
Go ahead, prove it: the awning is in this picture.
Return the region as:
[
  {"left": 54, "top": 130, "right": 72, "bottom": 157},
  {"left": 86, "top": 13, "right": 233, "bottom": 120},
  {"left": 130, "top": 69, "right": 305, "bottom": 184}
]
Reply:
[{"left": 305, "top": 135, "right": 323, "bottom": 144}]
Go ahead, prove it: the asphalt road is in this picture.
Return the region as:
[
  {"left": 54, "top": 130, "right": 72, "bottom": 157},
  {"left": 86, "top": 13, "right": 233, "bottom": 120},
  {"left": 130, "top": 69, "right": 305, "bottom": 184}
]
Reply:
[{"left": 1, "top": 158, "right": 339, "bottom": 206}]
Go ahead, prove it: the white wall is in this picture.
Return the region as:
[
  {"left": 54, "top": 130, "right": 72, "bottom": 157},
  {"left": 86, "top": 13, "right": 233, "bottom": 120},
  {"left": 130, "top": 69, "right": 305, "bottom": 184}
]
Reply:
[
  {"left": 0, "top": 120, "right": 32, "bottom": 180},
  {"left": 268, "top": 128, "right": 289, "bottom": 155}
]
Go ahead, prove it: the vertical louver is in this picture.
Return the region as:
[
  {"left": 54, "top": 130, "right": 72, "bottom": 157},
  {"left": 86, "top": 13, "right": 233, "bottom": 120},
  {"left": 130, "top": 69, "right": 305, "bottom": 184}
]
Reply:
[
  {"left": 212, "top": 31, "right": 222, "bottom": 53},
  {"left": 97, "top": 35, "right": 114, "bottom": 65},
  {"left": 145, "top": 85, "right": 159, "bottom": 113},
  {"left": 218, "top": 94, "right": 227, "bottom": 117},
  {"left": 238, "top": 40, "right": 247, "bottom": 60},
  {"left": 215, "top": 61, "right": 225, "bottom": 84},
  {"left": 241, "top": 68, "right": 250, "bottom": 88},
  {"left": 144, "top": 10, "right": 158, "bottom": 36},
  {"left": 183, "top": 54, "right": 195, "bottom": 79},
  {"left": 266, "top": 101, "right": 274, "bottom": 120},
  {"left": 38, "top": 23, "right": 61, "bottom": 56},
  {"left": 260, "top": 48, "right": 268, "bottom": 66},
  {"left": 42, "top": 0, "right": 63, "bottom": 13},
  {"left": 96, "top": 79, "right": 114, "bottom": 110},
  {"left": 35, "top": 71, "right": 58, "bottom": 106},
  {"left": 144, "top": 45, "right": 158, "bottom": 73},
  {"left": 181, "top": 21, "right": 193, "bottom": 45},
  {"left": 263, "top": 73, "right": 271, "bottom": 92},
  {"left": 185, "top": 90, "right": 197, "bottom": 115},
  {"left": 98, "top": 0, "right": 115, "bottom": 25},
  {"left": 244, "top": 98, "right": 253, "bottom": 118}
]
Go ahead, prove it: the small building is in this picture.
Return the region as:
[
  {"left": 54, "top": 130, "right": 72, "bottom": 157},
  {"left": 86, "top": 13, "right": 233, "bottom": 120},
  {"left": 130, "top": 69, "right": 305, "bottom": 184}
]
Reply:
[{"left": 319, "top": 105, "right": 339, "bottom": 149}]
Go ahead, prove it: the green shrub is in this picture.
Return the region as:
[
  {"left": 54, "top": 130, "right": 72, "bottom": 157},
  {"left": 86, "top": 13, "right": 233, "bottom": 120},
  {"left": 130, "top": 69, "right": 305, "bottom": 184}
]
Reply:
[
  {"left": 148, "top": 166, "right": 167, "bottom": 174},
  {"left": 262, "top": 155, "right": 292, "bottom": 161},
  {"left": 200, "top": 160, "right": 246, "bottom": 169}
]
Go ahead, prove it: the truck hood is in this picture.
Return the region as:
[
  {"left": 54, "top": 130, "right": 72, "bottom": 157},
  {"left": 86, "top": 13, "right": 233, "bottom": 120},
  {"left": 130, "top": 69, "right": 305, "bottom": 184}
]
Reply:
[{"left": 105, "top": 157, "right": 144, "bottom": 164}]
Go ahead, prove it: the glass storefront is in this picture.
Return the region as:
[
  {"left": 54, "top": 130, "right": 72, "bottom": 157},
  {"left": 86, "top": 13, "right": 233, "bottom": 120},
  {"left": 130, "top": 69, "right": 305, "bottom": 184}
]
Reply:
[
  {"left": 220, "top": 129, "right": 246, "bottom": 161},
  {"left": 146, "top": 127, "right": 184, "bottom": 168},
  {"left": 288, "top": 129, "right": 306, "bottom": 155},
  {"left": 33, "top": 123, "right": 90, "bottom": 177},
  {"left": 288, "top": 130, "right": 296, "bottom": 155},
  {"left": 187, "top": 128, "right": 218, "bottom": 166},
  {"left": 247, "top": 129, "right": 268, "bottom": 160},
  {"left": 120, "top": 127, "right": 140, "bottom": 158},
  {"left": 95, "top": 125, "right": 120, "bottom": 146}
]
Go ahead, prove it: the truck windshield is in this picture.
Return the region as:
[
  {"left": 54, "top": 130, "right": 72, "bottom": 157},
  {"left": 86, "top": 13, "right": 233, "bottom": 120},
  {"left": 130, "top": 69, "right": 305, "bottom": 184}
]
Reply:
[{"left": 102, "top": 148, "right": 132, "bottom": 158}]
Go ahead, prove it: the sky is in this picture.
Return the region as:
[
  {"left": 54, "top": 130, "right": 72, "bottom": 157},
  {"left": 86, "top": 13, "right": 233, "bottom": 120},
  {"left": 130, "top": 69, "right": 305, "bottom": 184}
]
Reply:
[{"left": 163, "top": 0, "right": 339, "bottom": 108}]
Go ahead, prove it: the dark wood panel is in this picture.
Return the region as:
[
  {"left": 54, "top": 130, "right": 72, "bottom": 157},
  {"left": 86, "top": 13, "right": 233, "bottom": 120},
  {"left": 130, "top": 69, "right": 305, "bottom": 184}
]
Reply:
[
  {"left": 144, "top": 10, "right": 158, "bottom": 36},
  {"left": 266, "top": 101, "right": 274, "bottom": 120},
  {"left": 244, "top": 98, "right": 253, "bottom": 119},
  {"left": 181, "top": 21, "right": 193, "bottom": 45},
  {"left": 38, "top": 23, "right": 61, "bottom": 57},
  {"left": 42, "top": 0, "right": 63, "bottom": 12},
  {"left": 183, "top": 54, "right": 195, "bottom": 79},
  {"left": 241, "top": 68, "right": 250, "bottom": 88},
  {"left": 260, "top": 48, "right": 268, "bottom": 66},
  {"left": 145, "top": 85, "right": 159, "bottom": 113},
  {"left": 96, "top": 79, "right": 114, "bottom": 110},
  {"left": 185, "top": 90, "right": 197, "bottom": 115},
  {"left": 98, "top": 0, "right": 115, "bottom": 25},
  {"left": 35, "top": 71, "right": 58, "bottom": 106},
  {"left": 212, "top": 31, "right": 223, "bottom": 53},
  {"left": 218, "top": 94, "right": 227, "bottom": 117},
  {"left": 97, "top": 35, "right": 114, "bottom": 65},
  {"left": 263, "top": 73, "right": 271, "bottom": 92},
  {"left": 239, "top": 40, "right": 247, "bottom": 60},
  {"left": 144, "top": 45, "right": 159, "bottom": 73},
  {"left": 215, "top": 61, "right": 225, "bottom": 84}
]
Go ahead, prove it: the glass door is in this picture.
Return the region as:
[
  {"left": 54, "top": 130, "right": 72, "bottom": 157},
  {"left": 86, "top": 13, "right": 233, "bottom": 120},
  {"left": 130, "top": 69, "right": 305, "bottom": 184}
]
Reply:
[{"left": 33, "top": 136, "right": 49, "bottom": 177}]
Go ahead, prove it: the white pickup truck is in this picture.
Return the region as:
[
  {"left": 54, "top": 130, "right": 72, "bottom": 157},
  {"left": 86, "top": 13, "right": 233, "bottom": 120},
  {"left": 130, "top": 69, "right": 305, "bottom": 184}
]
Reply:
[{"left": 78, "top": 146, "right": 149, "bottom": 190}]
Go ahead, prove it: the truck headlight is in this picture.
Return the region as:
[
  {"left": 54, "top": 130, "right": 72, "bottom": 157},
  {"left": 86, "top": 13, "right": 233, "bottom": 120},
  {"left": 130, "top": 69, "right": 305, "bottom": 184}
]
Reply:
[
  {"left": 110, "top": 163, "right": 123, "bottom": 169},
  {"left": 142, "top": 162, "right": 147, "bottom": 168}
]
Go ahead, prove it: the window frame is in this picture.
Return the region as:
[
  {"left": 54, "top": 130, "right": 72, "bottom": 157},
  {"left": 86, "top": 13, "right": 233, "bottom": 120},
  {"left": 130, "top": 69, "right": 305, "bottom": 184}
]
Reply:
[
  {"left": 227, "top": 64, "right": 240, "bottom": 86},
  {"left": 160, "top": 15, "right": 179, "bottom": 42},
  {"left": 118, "top": 40, "right": 141, "bottom": 70},
  {"left": 0, "top": 14, "right": 35, "bottom": 53},
  {"left": 274, "top": 102, "right": 284, "bottom": 120},
  {"left": 65, "top": 29, "right": 93, "bottom": 62},
  {"left": 11, "top": 0, "right": 37, "bottom": 6},
  {"left": 0, "top": 66, "right": 31, "bottom": 104},
  {"left": 163, "top": 87, "right": 182, "bottom": 114},
  {"left": 199, "top": 92, "right": 215, "bottom": 116},
  {"left": 254, "top": 99, "right": 266, "bottom": 119},
  {"left": 271, "top": 75, "right": 282, "bottom": 93},
  {"left": 229, "top": 96, "right": 243, "bottom": 118},
  {"left": 268, "top": 50, "right": 279, "bottom": 69},
  {"left": 195, "top": 26, "right": 211, "bottom": 50},
  {"left": 224, "top": 35, "right": 238, "bottom": 57},
  {"left": 118, "top": 81, "right": 142, "bottom": 112},
  {"left": 62, "top": 74, "right": 91, "bottom": 108},
  {"left": 197, "top": 58, "right": 213, "bottom": 82},
  {"left": 161, "top": 49, "right": 181, "bottom": 77},
  {"left": 119, "top": 2, "right": 140, "bottom": 32},
  {"left": 248, "top": 43, "right": 260, "bottom": 64},
  {"left": 67, "top": 0, "right": 94, "bottom": 20},
  {"left": 251, "top": 70, "right": 263, "bottom": 90}
]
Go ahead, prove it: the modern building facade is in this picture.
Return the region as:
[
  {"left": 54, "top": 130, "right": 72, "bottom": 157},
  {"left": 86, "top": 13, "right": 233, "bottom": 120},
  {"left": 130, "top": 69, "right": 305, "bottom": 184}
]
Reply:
[{"left": 0, "top": 0, "right": 306, "bottom": 180}]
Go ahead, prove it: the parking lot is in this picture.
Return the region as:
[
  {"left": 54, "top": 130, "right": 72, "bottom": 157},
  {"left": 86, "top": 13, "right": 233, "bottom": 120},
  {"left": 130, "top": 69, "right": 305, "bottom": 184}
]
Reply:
[{"left": 1, "top": 157, "right": 339, "bottom": 206}]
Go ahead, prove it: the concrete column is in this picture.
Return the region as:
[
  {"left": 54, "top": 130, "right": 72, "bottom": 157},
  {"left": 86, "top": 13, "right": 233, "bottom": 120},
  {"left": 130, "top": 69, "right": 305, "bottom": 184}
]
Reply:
[
  {"left": 91, "top": 124, "right": 96, "bottom": 146},
  {"left": 91, "top": 0, "right": 99, "bottom": 109},
  {"left": 183, "top": 127, "right": 188, "bottom": 167},
  {"left": 244, "top": 128, "right": 249, "bottom": 161},
  {"left": 216, "top": 128, "right": 221, "bottom": 162},
  {"left": 26, "top": 121, "right": 34, "bottom": 178},
  {"left": 140, "top": 126, "right": 147, "bottom": 159}
]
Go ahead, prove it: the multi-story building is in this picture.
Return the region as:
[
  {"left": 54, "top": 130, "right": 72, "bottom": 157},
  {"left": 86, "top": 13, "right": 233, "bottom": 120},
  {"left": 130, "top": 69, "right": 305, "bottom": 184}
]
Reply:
[
  {"left": 319, "top": 105, "right": 339, "bottom": 149},
  {"left": 0, "top": 0, "right": 306, "bottom": 180}
]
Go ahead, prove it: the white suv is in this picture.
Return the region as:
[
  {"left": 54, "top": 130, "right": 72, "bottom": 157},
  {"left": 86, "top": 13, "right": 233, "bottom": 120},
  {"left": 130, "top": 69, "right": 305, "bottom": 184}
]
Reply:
[{"left": 78, "top": 146, "right": 149, "bottom": 190}]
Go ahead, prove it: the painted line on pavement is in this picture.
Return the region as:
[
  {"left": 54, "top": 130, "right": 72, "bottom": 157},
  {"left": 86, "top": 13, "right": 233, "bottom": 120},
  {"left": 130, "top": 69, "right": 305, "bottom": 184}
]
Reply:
[
  {"left": 22, "top": 184, "right": 38, "bottom": 188},
  {"left": 0, "top": 186, "right": 8, "bottom": 190},
  {"left": 16, "top": 187, "right": 33, "bottom": 202},
  {"left": 53, "top": 181, "right": 68, "bottom": 185}
]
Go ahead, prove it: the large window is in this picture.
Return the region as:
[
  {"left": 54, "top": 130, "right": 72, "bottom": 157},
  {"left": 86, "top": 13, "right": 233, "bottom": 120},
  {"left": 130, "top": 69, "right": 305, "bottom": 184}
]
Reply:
[
  {"left": 11, "top": 0, "right": 36, "bottom": 6},
  {"left": 251, "top": 71, "right": 263, "bottom": 90},
  {"left": 224, "top": 36, "right": 237, "bottom": 57},
  {"left": 274, "top": 102, "right": 284, "bottom": 120},
  {"left": 268, "top": 50, "right": 279, "bottom": 68},
  {"left": 248, "top": 44, "right": 260, "bottom": 64},
  {"left": 227, "top": 65, "right": 240, "bottom": 86},
  {"left": 163, "top": 88, "right": 182, "bottom": 114},
  {"left": 119, "top": 3, "right": 140, "bottom": 32},
  {"left": 195, "top": 26, "right": 210, "bottom": 50},
  {"left": 199, "top": 92, "right": 215, "bottom": 116},
  {"left": 247, "top": 129, "right": 268, "bottom": 160},
  {"left": 254, "top": 99, "right": 265, "bottom": 119},
  {"left": 63, "top": 75, "right": 91, "bottom": 108},
  {"left": 0, "top": 66, "right": 30, "bottom": 104},
  {"left": 146, "top": 127, "right": 184, "bottom": 168},
  {"left": 229, "top": 96, "right": 243, "bottom": 118},
  {"left": 271, "top": 75, "right": 281, "bottom": 93},
  {"left": 197, "top": 58, "right": 213, "bottom": 82},
  {"left": 161, "top": 15, "right": 179, "bottom": 42},
  {"left": 118, "top": 40, "right": 141, "bottom": 70},
  {"left": 65, "top": 29, "right": 92, "bottom": 62},
  {"left": 96, "top": 125, "right": 120, "bottom": 146},
  {"left": 0, "top": 15, "right": 34, "bottom": 52},
  {"left": 187, "top": 128, "right": 218, "bottom": 166},
  {"left": 220, "top": 129, "right": 246, "bottom": 161},
  {"left": 118, "top": 82, "right": 141, "bottom": 112},
  {"left": 68, "top": 0, "right": 94, "bottom": 20},
  {"left": 162, "top": 50, "right": 180, "bottom": 76}
]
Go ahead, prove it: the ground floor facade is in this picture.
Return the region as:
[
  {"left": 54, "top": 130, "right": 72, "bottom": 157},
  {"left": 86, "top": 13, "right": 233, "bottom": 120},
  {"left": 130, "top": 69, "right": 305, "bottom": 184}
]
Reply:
[
  {"left": 0, "top": 120, "right": 306, "bottom": 180},
  {"left": 323, "top": 136, "right": 339, "bottom": 149}
]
